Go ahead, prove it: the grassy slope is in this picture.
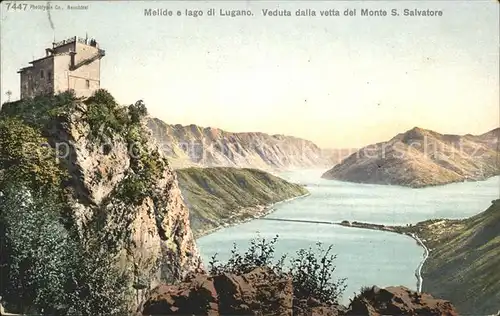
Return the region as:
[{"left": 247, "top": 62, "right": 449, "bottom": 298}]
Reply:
[
  {"left": 420, "top": 200, "right": 500, "bottom": 315},
  {"left": 176, "top": 167, "right": 308, "bottom": 238}
]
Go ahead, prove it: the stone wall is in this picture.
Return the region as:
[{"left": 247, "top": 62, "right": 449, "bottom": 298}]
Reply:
[
  {"left": 69, "top": 42, "right": 101, "bottom": 98},
  {"left": 20, "top": 57, "right": 54, "bottom": 99},
  {"left": 51, "top": 48, "right": 101, "bottom": 98},
  {"left": 53, "top": 54, "right": 71, "bottom": 95}
]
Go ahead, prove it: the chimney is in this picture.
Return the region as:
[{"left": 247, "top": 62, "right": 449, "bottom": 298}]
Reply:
[{"left": 69, "top": 51, "right": 76, "bottom": 68}]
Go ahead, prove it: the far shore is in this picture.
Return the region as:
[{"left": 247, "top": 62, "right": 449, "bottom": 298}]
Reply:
[
  {"left": 195, "top": 192, "right": 311, "bottom": 239},
  {"left": 322, "top": 174, "right": 500, "bottom": 189}
]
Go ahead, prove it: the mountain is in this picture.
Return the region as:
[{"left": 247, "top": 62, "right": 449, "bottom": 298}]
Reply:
[
  {"left": 147, "top": 118, "right": 348, "bottom": 170},
  {"left": 0, "top": 92, "right": 201, "bottom": 313},
  {"left": 322, "top": 127, "right": 500, "bottom": 187},
  {"left": 175, "top": 167, "right": 308, "bottom": 238},
  {"left": 406, "top": 200, "right": 500, "bottom": 315}
]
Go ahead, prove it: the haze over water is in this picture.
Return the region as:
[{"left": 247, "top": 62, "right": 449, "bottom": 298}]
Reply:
[{"left": 197, "top": 170, "right": 500, "bottom": 304}]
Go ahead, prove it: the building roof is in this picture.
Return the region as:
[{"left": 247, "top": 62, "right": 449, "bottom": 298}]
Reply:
[
  {"left": 18, "top": 51, "right": 72, "bottom": 73},
  {"left": 17, "top": 66, "right": 33, "bottom": 73},
  {"left": 18, "top": 36, "right": 101, "bottom": 74},
  {"left": 28, "top": 53, "right": 56, "bottom": 65}
]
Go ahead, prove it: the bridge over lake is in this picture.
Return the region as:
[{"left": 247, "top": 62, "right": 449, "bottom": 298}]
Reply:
[{"left": 258, "top": 217, "right": 340, "bottom": 225}]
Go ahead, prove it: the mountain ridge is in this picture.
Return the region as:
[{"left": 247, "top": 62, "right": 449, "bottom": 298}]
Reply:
[
  {"left": 147, "top": 118, "right": 353, "bottom": 171},
  {"left": 322, "top": 126, "right": 500, "bottom": 187},
  {"left": 175, "top": 167, "right": 308, "bottom": 238}
]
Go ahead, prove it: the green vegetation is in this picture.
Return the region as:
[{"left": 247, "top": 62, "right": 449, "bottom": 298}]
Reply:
[
  {"left": 0, "top": 91, "right": 77, "bottom": 131},
  {"left": 84, "top": 90, "right": 130, "bottom": 142},
  {"left": 0, "top": 117, "right": 68, "bottom": 195},
  {"left": 0, "top": 184, "right": 73, "bottom": 314},
  {"left": 0, "top": 93, "right": 77, "bottom": 197},
  {"left": 208, "top": 235, "right": 347, "bottom": 304},
  {"left": 419, "top": 200, "right": 500, "bottom": 315},
  {"left": 0, "top": 90, "right": 155, "bottom": 203},
  {"left": 0, "top": 90, "right": 156, "bottom": 314},
  {"left": 0, "top": 183, "right": 131, "bottom": 315},
  {"left": 118, "top": 125, "right": 166, "bottom": 205},
  {"left": 175, "top": 167, "right": 308, "bottom": 237}
]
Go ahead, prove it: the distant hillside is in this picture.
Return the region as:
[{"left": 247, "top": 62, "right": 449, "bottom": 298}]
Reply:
[
  {"left": 407, "top": 200, "right": 500, "bottom": 315},
  {"left": 148, "top": 118, "right": 348, "bottom": 170},
  {"left": 175, "top": 167, "right": 308, "bottom": 238},
  {"left": 322, "top": 127, "right": 500, "bottom": 187}
]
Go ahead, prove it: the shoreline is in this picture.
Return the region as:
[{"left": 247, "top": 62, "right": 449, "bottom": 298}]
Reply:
[
  {"left": 338, "top": 221, "right": 430, "bottom": 292},
  {"left": 321, "top": 174, "right": 500, "bottom": 189},
  {"left": 410, "top": 233, "right": 429, "bottom": 293},
  {"left": 195, "top": 192, "right": 311, "bottom": 239}
]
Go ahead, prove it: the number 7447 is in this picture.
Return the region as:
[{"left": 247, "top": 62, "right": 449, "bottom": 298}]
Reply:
[{"left": 5, "top": 2, "right": 28, "bottom": 10}]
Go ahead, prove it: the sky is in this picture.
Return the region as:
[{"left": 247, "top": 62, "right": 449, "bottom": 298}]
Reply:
[{"left": 1, "top": 1, "right": 499, "bottom": 148}]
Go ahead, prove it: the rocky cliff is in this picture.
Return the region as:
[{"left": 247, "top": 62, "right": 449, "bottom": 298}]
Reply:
[
  {"left": 0, "top": 91, "right": 201, "bottom": 312},
  {"left": 147, "top": 118, "right": 344, "bottom": 170},
  {"left": 48, "top": 105, "right": 201, "bottom": 284},
  {"left": 141, "top": 268, "right": 459, "bottom": 316},
  {"left": 322, "top": 127, "right": 500, "bottom": 187},
  {"left": 411, "top": 200, "right": 500, "bottom": 315},
  {"left": 175, "top": 167, "right": 308, "bottom": 238}
]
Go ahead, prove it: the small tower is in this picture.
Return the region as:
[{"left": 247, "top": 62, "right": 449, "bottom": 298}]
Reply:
[{"left": 18, "top": 36, "right": 105, "bottom": 99}]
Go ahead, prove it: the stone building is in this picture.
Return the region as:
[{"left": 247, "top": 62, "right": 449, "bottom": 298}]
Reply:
[{"left": 18, "top": 36, "right": 105, "bottom": 99}]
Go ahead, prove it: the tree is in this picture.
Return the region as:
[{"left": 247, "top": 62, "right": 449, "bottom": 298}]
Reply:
[
  {"left": 128, "top": 100, "right": 148, "bottom": 124},
  {"left": 0, "top": 184, "right": 133, "bottom": 315},
  {"left": 0, "top": 184, "right": 73, "bottom": 314},
  {"left": 65, "top": 240, "right": 132, "bottom": 316}
]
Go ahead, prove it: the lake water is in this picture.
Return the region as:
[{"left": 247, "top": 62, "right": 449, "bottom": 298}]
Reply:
[{"left": 197, "top": 169, "right": 500, "bottom": 304}]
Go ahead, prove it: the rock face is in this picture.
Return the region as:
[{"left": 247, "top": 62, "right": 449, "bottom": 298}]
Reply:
[
  {"left": 322, "top": 127, "right": 500, "bottom": 187},
  {"left": 175, "top": 167, "right": 308, "bottom": 238},
  {"left": 147, "top": 118, "right": 345, "bottom": 170},
  {"left": 346, "top": 286, "right": 458, "bottom": 316},
  {"left": 45, "top": 102, "right": 201, "bottom": 307},
  {"left": 142, "top": 269, "right": 458, "bottom": 316},
  {"left": 141, "top": 270, "right": 219, "bottom": 316}
]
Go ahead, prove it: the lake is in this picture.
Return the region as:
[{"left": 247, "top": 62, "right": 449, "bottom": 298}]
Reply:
[{"left": 197, "top": 169, "right": 500, "bottom": 304}]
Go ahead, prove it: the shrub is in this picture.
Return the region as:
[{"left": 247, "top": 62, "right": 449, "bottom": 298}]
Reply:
[
  {"left": 0, "top": 117, "right": 68, "bottom": 194},
  {"left": 65, "top": 240, "right": 132, "bottom": 316},
  {"left": 0, "top": 184, "right": 133, "bottom": 315},
  {"left": 208, "top": 235, "right": 346, "bottom": 304},
  {"left": 84, "top": 89, "right": 117, "bottom": 109},
  {"left": 128, "top": 100, "right": 148, "bottom": 124},
  {"left": 0, "top": 91, "right": 77, "bottom": 130},
  {"left": 84, "top": 89, "right": 132, "bottom": 142},
  {"left": 208, "top": 234, "right": 285, "bottom": 275},
  {"left": 0, "top": 184, "right": 74, "bottom": 314},
  {"left": 358, "top": 285, "right": 373, "bottom": 297},
  {"left": 290, "top": 242, "right": 347, "bottom": 302},
  {"left": 116, "top": 174, "right": 149, "bottom": 205}
]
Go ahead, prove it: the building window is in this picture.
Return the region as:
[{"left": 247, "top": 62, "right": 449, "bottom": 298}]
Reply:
[
  {"left": 40, "top": 70, "right": 44, "bottom": 78},
  {"left": 85, "top": 80, "right": 90, "bottom": 88},
  {"left": 47, "top": 71, "right": 52, "bottom": 80}
]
